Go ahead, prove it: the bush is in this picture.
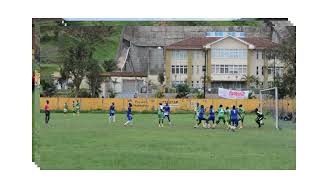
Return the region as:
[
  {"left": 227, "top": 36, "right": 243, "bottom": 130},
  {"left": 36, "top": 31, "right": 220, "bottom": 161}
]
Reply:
[
  {"left": 155, "top": 91, "right": 164, "bottom": 98},
  {"left": 68, "top": 89, "right": 91, "bottom": 98},
  {"left": 108, "top": 89, "right": 117, "bottom": 98},
  {"left": 196, "top": 91, "right": 205, "bottom": 99},
  {"left": 175, "top": 84, "right": 190, "bottom": 98}
]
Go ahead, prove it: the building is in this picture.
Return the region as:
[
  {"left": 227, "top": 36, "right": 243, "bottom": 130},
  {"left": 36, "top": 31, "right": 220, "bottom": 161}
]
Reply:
[
  {"left": 117, "top": 21, "right": 293, "bottom": 91},
  {"left": 99, "top": 72, "right": 148, "bottom": 97},
  {"left": 164, "top": 32, "right": 284, "bottom": 90}
]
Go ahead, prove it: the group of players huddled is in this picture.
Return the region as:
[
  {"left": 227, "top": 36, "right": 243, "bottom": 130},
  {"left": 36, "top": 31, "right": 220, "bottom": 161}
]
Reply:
[{"left": 44, "top": 100, "right": 265, "bottom": 129}]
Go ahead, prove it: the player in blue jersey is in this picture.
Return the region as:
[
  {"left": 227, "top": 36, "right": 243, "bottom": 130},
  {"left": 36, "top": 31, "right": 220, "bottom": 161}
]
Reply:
[
  {"left": 163, "top": 102, "right": 172, "bottom": 126},
  {"left": 109, "top": 102, "right": 116, "bottom": 123},
  {"left": 230, "top": 105, "right": 239, "bottom": 129},
  {"left": 207, "top": 105, "right": 215, "bottom": 128},
  {"left": 124, "top": 103, "right": 133, "bottom": 126},
  {"left": 194, "top": 105, "right": 207, "bottom": 128}
]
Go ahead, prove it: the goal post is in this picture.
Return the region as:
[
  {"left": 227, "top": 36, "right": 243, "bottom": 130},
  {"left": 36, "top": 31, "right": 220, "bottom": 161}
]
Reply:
[{"left": 259, "top": 87, "right": 279, "bottom": 129}]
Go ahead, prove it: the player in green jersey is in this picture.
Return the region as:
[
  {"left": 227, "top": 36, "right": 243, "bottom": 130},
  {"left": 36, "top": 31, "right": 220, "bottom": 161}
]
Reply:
[
  {"left": 75, "top": 100, "right": 80, "bottom": 116},
  {"left": 72, "top": 101, "right": 76, "bottom": 116},
  {"left": 238, "top": 104, "right": 245, "bottom": 129},
  {"left": 157, "top": 103, "right": 164, "bottom": 127},
  {"left": 194, "top": 103, "right": 200, "bottom": 127},
  {"left": 63, "top": 102, "right": 68, "bottom": 116},
  {"left": 216, "top": 104, "right": 226, "bottom": 127}
]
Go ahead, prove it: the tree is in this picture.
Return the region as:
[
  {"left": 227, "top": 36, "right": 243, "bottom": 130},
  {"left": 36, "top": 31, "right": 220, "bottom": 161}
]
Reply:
[
  {"left": 59, "top": 27, "right": 116, "bottom": 97},
  {"left": 175, "top": 84, "right": 190, "bottom": 98},
  {"left": 57, "top": 65, "right": 68, "bottom": 89},
  {"left": 40, "top": 79, "right": 57, "bottom": 97},
  {"left": 241, "top": 75, "right": 258, "bottom": 88},
  {"left": 265, "top": 27, "right": 296, "bottom": 97},
  {"left": 61, "top": 42, "right": 94, "bottom": 97},
  {"left": 86, "top": 59, "right": 103, "bottom": 97},
  {"left": 158, "top": 72, "right": 165, "bottom": 85},
  {"left": 102, "top": 60, "right": 117, "bottom": 72}
]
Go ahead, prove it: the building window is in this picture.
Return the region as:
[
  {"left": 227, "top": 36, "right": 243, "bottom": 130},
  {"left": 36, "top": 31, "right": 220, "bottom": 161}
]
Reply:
[
  {"left": 172, "top": 50, "right": 187, "bottom": 61},
  {"left": 192, "top": 51, "right": 204, "bottom": 61},
  {"left": 176, "top": 66, "right": 179, "bottom": 74},
  {"left": 256, "top": 66, "right": 259, "bottom": 75},
  {"left": 262, "top": 67, "right": 264, "bottom": 75},
  {"left": 171, "top": 65, "right": 175, "bottom": 74},
  {"left": 256, "top": 51, "right": 259, "bottom": 59},
  {"left": 202, "top": 66, "right": 206, "bottom": 73},
  {"left": 212, "top": 48, "right": 247, "bottom": 59},
  {"left": 180, "top": 65, "right": 184, "bottom": 74},
  {"left": 268, "top": 67, "right": 272, "bottom": 75},
  {"left": 184, "top": 65, "right": 187, "bottom": 74},
  {"left": 220, "top": 65, "right": 225, "bottom": 73}
]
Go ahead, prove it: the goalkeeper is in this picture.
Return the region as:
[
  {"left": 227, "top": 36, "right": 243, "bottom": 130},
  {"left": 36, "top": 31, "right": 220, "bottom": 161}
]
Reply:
[
  {"left": 255, "top": 108, "right": 264, "bottom": 128},
  {"left": 238, "top": 104, "right": 245, "bottom": 129}
]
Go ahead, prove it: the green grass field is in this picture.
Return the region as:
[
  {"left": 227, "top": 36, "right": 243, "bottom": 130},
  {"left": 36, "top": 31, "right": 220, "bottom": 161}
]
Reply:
[{"left": 38, "top": 113, "right": 295, "bottom": 170}]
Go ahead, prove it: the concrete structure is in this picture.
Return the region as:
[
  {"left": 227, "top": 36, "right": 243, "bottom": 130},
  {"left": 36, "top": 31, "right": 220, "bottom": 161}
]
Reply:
[
  {"left": 165, "top": 35, "right": 284, "bottom": 90},
  {"left": 99, "top": 72, "right": 148, "bottom": 98}
]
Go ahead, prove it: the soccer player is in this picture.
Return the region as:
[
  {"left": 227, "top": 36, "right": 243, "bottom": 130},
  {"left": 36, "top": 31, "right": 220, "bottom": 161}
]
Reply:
[
  {"left": 255, "top": 108, "right": 265, "bottom": 128},
  {"left": 72, "top": 101, "right": 76, "bottom": 116},
  {"left": 157, "top": 103, "right": 164, "bottom": 127},
  {"left": 194, "top": 102, "right": 200, "bottom": 122},
  {"left": 238, "top": 104, "right": 245, "bottom": 129},
  {"left": 194, "top": 105, "right": 207, "bottom": 128},
  {"left": 124, "top": 103, "right": 133, "bottom": 126},
  {"left": 216, "top": 104, "right": 226, "bottom": 127},
  {"left": 163, "top": 102, "right": 172, "bottom": 126},
  {"left": 44, "top": 100, "right": 50, "bottom": 128},
  {"left": 225, "top": 106, "right": 233, "bottom": 129},
  {"left": 75, "top": 100, "right": 81, "bottom": 116},
  {"left": 63, "top": 102, "right": 68, "bottom": 116},
  {"left": 207, "top": 105, "right": 215, "bottom": 128},
  {"left": 230, "top": 105, "right": 239, "bottom": 128},
  {"left": 109, "top": 102, "right": 116, "bottom": 123}
]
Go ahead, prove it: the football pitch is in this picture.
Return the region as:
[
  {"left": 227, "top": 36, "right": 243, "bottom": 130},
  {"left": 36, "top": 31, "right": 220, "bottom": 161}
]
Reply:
[{"left": 38, "top": 113, "right": 295, "bottom": 170}]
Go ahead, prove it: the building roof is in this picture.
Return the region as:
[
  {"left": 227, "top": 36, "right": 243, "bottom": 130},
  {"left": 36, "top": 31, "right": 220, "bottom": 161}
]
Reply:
[
  {"left": 99, "top": 71, "right": 148, "bottom": 77},
  {"left": 165, "top": 36, "right": 277, "bottom": 50}
]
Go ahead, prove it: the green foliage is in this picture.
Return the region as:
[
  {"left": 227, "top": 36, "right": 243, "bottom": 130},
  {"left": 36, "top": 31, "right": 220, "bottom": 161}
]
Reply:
[
  {"left": 40, "top": 79, "right": 57, "bottom": 97},
  {"left": 265, "top": 27, "right": 296, "bottom": 98},
  {"left": 38, "top": 113, "right": 295, "bottom": 169},
  {"left": 158, "top": 72, "right": 165, "bottom": 85},
  {"left": 86, "top": 60, "right": 103, "bottom": 97},
  {"left": 175, "top": 84, "right": 190, "bottom": 98},
  {"left": 107, "top": 89, "right": 117, "bottom": 98},
  {"left": 196, "top": 91, "right": 205, "bottom": 99},
  {"left": 67, "top": 88, "right": 91, "bottom": 98},
  {"left": 155, "top": 90, "right": 164, "bottom": 98},
  {"left": 102, "top": 60, "right": 117, "bottom": 72}
]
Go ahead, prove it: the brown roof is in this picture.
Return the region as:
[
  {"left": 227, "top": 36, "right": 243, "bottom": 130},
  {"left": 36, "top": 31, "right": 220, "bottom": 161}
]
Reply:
[
  {"left": 166, "top": 37, "right": 220, "bottom": 50},
  {"left": 166, "top": 36, "right": 277, "bottom": 50},
  {"left": 99, "top": 72, "right": 148, "bottom": 77}
]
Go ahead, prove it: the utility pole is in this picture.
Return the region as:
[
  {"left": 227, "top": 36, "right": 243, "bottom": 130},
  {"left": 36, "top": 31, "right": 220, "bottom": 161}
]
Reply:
[{"left": 203, "top": 50, "right": 207, "bottom": 99}]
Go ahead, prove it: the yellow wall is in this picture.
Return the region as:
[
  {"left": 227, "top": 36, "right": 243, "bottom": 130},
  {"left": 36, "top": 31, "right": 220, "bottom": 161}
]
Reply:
[{"left": 40, "top": 97, "right": 296, "bottom": 113}]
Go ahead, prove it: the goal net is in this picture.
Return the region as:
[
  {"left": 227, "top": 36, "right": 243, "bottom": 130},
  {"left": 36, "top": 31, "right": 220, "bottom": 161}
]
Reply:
[
  {"left": 259, "top": 87, "right": 296, "bottom": 129},
  {"left": 259, "top": 87, "right": 279, "bottom": 129}
]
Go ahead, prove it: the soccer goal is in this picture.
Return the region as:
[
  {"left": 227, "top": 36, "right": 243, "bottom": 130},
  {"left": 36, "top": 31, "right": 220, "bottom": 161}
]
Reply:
[{"left": 259, "top": 87, "right": 279, "bottom": 129}]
